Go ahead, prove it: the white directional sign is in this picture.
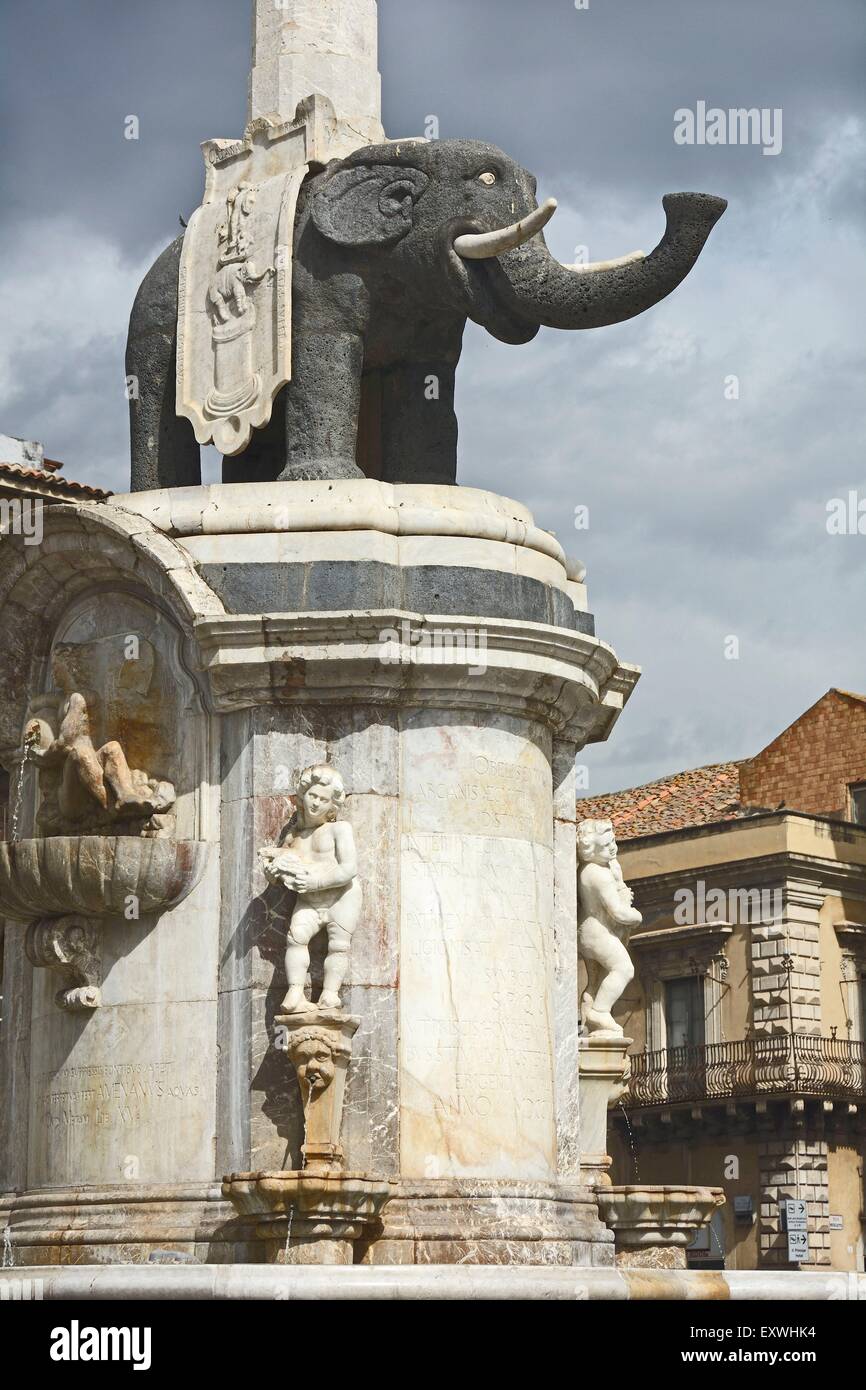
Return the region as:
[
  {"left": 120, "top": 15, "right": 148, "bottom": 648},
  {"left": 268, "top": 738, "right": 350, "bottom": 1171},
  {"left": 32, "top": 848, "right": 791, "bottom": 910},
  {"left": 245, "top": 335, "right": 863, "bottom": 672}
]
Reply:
[
  {"left": 787, "top": 1229, "right": 810, "bottom": 1262},
  {"left": 784, "top": 1199, "right": 808, "bottom": 1233}
]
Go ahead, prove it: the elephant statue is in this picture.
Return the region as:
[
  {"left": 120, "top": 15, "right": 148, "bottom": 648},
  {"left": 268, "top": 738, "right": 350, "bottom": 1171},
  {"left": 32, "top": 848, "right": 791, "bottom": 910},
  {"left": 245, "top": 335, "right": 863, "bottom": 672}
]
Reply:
[{"left": 127, "top": 138, "right": 726, "bottom": 491}]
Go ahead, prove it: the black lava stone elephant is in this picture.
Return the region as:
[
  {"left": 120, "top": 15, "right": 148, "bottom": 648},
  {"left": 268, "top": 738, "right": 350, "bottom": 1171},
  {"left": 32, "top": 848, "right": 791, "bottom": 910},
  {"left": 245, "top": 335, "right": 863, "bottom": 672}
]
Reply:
[{"left": 127, "top": 138, "right": 726, "bottom": 490}]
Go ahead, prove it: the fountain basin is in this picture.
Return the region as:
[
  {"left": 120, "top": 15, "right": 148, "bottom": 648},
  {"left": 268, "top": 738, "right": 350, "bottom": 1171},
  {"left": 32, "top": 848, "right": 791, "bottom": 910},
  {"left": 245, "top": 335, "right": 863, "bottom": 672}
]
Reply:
[
  {"left": 596, "top": 1185, "right": 725, "bottom": 1269},
  {"left": 0, "top": 837, "right": 207, "bottom": 921},
  {"left": 223, "top": 1171, "right": 393, "bottom": 1224},
  {"left": 223, "top": 1172, "right": 394, "bottom": 1263}
]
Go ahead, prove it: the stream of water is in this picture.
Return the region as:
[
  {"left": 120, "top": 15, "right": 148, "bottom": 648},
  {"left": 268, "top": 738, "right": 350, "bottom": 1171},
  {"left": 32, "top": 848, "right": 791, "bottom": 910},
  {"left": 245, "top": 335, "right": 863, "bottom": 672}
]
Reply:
[
  {"left": 618, "top": 1100, "right": 641, "bottom": 1182},
  {"left": 9, "top": 753, "right": 27, "bottom": 842}
]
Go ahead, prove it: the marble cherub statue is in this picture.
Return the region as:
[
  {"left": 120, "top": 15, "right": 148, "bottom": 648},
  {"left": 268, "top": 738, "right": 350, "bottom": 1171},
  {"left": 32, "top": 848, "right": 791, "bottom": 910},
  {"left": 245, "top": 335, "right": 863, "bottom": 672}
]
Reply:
[
  {"left": 259, "top": 764, "right": 362, "bottom": 1015},
  {"left": 577, "top": 818, "right": 642, "bottom": 1037},
  {"left": 24, "top": 645, "right": 175, "bottom": 836}
]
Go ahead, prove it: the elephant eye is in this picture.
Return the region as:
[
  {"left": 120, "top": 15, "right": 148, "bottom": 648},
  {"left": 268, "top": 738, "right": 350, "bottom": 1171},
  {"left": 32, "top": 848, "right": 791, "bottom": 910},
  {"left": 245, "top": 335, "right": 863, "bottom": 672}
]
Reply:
[{"left": 478, "top": 172, "right": 497, "bottom": 187}]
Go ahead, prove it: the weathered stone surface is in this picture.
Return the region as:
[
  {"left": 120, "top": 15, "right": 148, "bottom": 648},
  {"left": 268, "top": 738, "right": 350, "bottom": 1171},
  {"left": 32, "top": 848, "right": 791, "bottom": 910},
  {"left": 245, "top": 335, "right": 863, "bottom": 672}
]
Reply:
[
  {"left": 27, "top": 995, "right": 218, "bottom": 1189},
  {"left": 249, "top": 0, "right": 383, "bottom": 137},
  {"left": 0, "top": 1263, "right": 845, "bottom": 1299},
  {"left": 399, "top": 713, "right": 557, "bottom": 1180},
  {"left": 342, "top": 983, "right": 399, "bottom": 1176},
  {"left": 361, "top": 1179, "right": 614, "bottom": 1267},
  {"left": 552, "top": 788, "right": 581, "bottom": 1176}
]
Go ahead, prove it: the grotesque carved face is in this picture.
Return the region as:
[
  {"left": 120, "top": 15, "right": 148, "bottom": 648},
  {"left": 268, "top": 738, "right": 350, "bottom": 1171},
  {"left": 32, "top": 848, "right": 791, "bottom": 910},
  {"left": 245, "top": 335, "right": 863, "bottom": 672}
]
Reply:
[{"left": 294, "top": 1039, "right": 335, "bottom": 1096}]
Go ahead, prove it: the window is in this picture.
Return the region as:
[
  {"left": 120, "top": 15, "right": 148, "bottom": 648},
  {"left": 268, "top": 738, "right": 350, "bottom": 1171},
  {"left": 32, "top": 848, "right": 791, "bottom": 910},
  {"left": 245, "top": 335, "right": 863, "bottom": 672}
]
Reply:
[
  {"left": 665, "top": 975, "right": 706, "bottom": 1050},
  {"left": 849, "top": 783, "right": 866, "bottom": 825}
]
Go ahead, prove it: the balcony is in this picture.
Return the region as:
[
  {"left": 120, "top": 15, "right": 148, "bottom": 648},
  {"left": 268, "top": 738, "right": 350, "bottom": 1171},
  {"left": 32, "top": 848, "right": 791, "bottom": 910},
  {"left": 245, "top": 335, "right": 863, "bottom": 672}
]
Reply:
[{"left": 625, "top": 1037, "right": 866, "bottom": 1110}]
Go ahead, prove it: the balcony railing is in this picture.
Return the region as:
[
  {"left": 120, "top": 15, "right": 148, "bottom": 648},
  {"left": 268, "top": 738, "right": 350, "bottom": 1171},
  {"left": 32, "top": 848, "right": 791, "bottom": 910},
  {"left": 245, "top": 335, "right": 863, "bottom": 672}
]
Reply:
[{"left": 624, "top": 1036, "right": 866, "bottom": 1109}]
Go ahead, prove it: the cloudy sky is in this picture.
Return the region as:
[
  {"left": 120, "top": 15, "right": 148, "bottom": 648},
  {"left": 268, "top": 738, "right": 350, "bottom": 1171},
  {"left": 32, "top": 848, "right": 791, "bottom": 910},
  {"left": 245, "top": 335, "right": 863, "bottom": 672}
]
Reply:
[{"left": 1, "top": 0, "right": 865, "bottom": 794}]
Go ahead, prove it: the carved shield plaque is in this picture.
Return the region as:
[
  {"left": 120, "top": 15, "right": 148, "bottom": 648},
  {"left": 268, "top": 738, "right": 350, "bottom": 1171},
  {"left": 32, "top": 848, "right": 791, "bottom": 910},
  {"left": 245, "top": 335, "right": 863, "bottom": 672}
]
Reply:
[{"left": 177, "top": 100, "right": 366, "bottom": 458}]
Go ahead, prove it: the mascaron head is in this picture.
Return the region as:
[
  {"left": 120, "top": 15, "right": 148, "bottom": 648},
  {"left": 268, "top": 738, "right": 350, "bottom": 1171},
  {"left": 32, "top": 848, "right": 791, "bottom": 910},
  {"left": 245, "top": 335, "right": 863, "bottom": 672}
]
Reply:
[
  {"left": 292, "top": 1036, "right": 336, "bottom": 1095},
  {"left": 577, "top": 818, "right": 618, "bottom": 865}
]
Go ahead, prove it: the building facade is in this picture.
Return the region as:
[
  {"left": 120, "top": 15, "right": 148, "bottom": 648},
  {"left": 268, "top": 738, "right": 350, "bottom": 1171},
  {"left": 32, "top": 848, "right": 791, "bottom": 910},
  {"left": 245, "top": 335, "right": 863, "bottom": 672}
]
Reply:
[{"left": 581, "top": 691, "right": 866, "bottom": 1273}]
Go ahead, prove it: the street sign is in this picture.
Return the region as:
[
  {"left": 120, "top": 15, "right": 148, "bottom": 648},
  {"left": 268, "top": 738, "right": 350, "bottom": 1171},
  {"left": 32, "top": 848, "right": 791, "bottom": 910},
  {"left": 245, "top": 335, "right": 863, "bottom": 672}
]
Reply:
[
  {"left": 829, "top": 1215, "right": 844, "bottom": 1231},
  {"left": 783, "top": 1199, "right": 808, "bottom": 1233},
  {"left": 787, "top": 1229, "right": 810, "bottom": 1262}
]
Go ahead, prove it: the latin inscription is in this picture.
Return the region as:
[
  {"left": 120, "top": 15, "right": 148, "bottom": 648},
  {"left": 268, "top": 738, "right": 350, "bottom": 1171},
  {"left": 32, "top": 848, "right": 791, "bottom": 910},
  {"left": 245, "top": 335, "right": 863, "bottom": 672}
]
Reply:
[
  {"left": 36, "top": 1061, "right": 202, "bottom": 1132},
  {"left": 403, "top": 749, "right": 552, "bottom": 844}
]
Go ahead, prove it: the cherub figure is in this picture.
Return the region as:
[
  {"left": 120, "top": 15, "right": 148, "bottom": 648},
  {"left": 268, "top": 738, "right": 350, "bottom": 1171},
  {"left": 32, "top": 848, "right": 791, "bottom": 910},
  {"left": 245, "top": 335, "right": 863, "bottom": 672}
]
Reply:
[
  {"left": 24, "top": 647, "right": 172, "bottom": 831},
  {"left": 259, "top": 765, "right": 361, "bottom": 1015},
  {"left": 577, "top": 819, "right": 642, "bottom": 1037}
]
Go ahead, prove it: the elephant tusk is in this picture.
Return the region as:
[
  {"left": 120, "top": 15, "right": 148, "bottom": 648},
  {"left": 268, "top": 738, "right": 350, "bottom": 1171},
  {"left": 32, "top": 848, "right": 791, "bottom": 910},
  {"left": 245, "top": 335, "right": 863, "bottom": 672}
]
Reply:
[
  {"left": 566, "top": 250, "right": 647, "bottom": 274},
  {"left": 453, "top": 198, "right": 558, "bottom": 259}
]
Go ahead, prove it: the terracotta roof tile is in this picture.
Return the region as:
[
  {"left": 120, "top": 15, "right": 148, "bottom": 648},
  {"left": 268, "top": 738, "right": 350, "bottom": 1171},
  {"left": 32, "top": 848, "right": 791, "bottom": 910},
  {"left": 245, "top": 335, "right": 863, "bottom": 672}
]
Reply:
[
  {"left": 578, "top": 761, "right": 746, "bottom": 840},
  {"left": 0, "top": 461, "right": 110, "bottom": 500}
]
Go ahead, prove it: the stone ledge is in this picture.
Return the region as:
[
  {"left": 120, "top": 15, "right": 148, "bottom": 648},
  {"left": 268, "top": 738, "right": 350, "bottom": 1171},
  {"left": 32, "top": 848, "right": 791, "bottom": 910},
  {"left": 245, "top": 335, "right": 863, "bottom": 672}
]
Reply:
[
  {"left": 111, "top": 480, "right": 571, "bottom": 570},
  {"left": 193, "top": 608, "right": 638, "bottom": 743},
  {"left": 1, "top": 1265, "right": 862, "bottom": 1301}
]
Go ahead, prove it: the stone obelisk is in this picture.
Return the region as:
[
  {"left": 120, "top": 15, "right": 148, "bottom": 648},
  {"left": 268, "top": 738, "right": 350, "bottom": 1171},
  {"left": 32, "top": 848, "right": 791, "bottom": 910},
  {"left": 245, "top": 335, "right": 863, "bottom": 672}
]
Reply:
[
  {"left": 248, "top": 0, "right": 384, "bottom": 143},
  {"left": 176, "top": 1, "right": 385, "bottom": 459}
]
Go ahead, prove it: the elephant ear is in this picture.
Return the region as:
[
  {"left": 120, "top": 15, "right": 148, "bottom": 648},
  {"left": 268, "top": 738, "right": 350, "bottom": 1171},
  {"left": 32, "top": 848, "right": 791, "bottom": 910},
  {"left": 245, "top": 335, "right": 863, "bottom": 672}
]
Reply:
[{"left": 311, "top": 164, "right": 430, "bottom": 247}]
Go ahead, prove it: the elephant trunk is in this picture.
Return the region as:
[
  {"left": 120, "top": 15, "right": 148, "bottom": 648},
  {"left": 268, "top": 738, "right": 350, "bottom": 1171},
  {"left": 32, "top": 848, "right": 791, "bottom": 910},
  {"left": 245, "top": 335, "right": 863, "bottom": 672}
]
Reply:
[{"left": 484, "top": 193, "right": 727, "bottom": 331}]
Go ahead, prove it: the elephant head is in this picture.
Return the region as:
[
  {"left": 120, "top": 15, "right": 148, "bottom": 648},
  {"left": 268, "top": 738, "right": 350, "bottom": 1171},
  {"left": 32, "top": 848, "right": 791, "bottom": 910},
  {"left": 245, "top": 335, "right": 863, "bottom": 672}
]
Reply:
[{"left": 309, "top": 138, "right": 727, "bottom": 343}]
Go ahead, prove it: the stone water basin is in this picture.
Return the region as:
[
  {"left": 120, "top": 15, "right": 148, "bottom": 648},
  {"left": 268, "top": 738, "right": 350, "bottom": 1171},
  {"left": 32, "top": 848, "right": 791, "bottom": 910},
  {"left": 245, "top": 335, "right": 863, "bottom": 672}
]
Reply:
[
  {"left": 0, "top": 836, "right": 207, "bottom": 921},
  {"left": 596, "top": 1185, "right": 726, "bottom": 1268},
  {"left": 223, "top": 1171, "right": 393, "bottom": 1224}
]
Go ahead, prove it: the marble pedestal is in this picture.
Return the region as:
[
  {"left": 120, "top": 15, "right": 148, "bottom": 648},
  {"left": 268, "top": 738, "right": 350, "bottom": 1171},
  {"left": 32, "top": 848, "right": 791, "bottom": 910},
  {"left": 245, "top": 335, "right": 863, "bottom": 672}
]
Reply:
[
  {"left": 578, "top": 1036, "right": 633, "bottom": 1189},
  {"left": 0, "top": 480, "right": 638, "bottom": 1267}
]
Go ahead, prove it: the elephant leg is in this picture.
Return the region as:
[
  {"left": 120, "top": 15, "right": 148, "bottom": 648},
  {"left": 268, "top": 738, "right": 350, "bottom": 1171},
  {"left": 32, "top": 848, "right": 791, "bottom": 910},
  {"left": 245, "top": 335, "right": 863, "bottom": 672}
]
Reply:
[
  {"left": 126, "top": 236, "right": 201, "bottom": 492},
  {"left": 380, "top": 362, "right": 458, "bottom": 486},
  {"left": 280, "top": 331, "right": 365, "bottom": 481}
]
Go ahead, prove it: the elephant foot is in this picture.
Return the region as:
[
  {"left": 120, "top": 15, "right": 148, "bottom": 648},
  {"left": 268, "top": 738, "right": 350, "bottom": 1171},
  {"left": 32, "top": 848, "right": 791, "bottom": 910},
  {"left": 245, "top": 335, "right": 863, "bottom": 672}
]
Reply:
[{"left": 277, "top": 457, "right": 365, "bottom": 483}]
